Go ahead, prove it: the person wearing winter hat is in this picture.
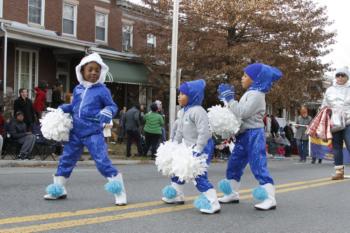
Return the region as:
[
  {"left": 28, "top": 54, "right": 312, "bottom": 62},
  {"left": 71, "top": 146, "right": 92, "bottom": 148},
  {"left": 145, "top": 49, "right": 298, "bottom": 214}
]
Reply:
[
  {"left": 43, "top": 53, "right": 127, "bottom": 206},
  {"left": 217, "top": 63, "right": 282, "bottom": 210},
  {"left": 321, "top": 67, "right": 350, "bottom": 180},
  {"left": 161, "top": 79, "right": 221, "bottom": 214}
]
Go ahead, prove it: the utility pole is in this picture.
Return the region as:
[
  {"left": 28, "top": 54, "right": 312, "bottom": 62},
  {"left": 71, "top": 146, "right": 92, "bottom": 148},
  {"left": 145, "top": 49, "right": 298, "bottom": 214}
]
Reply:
[{"left": 169, "top": 0, "right": 180, "bottom": 137}]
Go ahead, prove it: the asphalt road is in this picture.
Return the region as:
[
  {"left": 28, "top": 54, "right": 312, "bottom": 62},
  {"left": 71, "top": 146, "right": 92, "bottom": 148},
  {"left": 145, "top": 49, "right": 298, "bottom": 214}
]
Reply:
[{"left": 0, "top": 159, "right": 349, "bottom": 233}]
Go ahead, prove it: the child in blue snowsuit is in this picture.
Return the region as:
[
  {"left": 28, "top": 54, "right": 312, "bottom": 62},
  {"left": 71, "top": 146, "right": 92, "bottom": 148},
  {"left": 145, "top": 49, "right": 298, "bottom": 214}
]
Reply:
[
  {"left": 161, "top": 79, "right": 221, "bottom": 214},
  {"left": 44, "top": 53, "right": 127, "bottom": 206},
  {"left": 217, "top": 63, "right": 282, "bottom": 210}
]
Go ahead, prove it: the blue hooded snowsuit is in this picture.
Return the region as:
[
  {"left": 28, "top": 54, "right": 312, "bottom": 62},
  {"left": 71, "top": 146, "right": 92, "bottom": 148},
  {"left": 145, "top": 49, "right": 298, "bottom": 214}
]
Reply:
[
  {"left": 171, "top": 79, "right": 215, "bottom": 192},
  {"left": 226, "top": 63, "right": 282, "bottom": 185},
  {"left": 56, "top": 53, "right": 118, "bottom": 178}
]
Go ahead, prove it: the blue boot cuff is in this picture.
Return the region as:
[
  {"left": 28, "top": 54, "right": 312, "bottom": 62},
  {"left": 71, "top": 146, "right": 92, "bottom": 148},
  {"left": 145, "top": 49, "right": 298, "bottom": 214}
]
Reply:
[
  {"left": 218, "top": 179, "right": 233, "bottom": 195},
  {"left": 162, "top": 185, "right": 177, "bottom": 199},
  {"left": 252, "top": 186, "right": 268, "bottom": 201},
  {"left": 193, "top": 194, "right": 211, "bottom": 210},
  {"left": 105, "top": 180, "right": 123, "bottom": 194},
  {"left": 46, "top": 183, "right": 64, "bottom": 197}
]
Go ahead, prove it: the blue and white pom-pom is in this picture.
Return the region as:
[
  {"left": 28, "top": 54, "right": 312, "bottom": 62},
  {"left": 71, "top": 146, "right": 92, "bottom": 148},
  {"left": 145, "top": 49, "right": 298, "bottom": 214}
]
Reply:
[
  {"left": 155, "top": 141, "right": 208, "bottom": 183},
  {"left": 207, "top": 105, "right": 241, "bottom": 139},
  {"left": 193, "top": 194, "right": 211, "bottom": 210},
  {"left": 40, "top": 108, "right": 72, "bottom": 142},
  {"left": 104, "top": 180, "right": 123, "bottom": 195},
  {"left": 46, "top": 183, "right": 64, "bottom": 197},
  {"left": 218, "top": 179, "right": 233, "bottom": 195},
  {"left": 252, "top": 186, "right": 268, "bottom": 201},
  {"left": 162, "top": 185, "right": 177, "bottom": 199}
]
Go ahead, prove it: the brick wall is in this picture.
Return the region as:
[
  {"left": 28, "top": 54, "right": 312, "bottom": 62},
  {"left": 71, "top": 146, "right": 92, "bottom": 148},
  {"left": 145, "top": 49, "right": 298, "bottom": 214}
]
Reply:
[{"left": 2, "top": 0, "right": 154, "bottom": 52}]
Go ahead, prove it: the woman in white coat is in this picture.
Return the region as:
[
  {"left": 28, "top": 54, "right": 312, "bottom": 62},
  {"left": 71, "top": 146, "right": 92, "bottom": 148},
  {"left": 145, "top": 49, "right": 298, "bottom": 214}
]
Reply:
[{"left": 321, "top": 67, "right": 350, "bottom": 180}]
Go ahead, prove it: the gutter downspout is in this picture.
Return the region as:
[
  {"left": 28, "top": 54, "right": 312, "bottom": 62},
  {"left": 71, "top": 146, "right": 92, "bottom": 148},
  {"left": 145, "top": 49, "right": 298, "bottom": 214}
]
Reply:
[{"left": 1, "top": 22, "right": 7, "bottom": 96}]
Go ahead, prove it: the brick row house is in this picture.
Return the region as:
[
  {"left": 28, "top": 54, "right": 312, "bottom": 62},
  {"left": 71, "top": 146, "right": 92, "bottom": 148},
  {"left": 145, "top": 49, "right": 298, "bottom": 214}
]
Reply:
[{"left": 0, "top": 0, "right": 155, "bottom": 115}]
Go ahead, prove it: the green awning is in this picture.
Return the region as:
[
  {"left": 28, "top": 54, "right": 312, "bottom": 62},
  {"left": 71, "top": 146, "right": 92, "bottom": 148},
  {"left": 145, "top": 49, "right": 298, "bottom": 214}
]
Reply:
[{"left": 103, "top": 59, "right": 150, "bottom": 85}]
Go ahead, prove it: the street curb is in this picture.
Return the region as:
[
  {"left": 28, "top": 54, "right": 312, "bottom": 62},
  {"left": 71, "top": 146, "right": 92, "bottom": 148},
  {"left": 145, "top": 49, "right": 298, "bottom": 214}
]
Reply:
[
  {"left": 0, "top": 159, "right": 155, "bottom": 168},
  {"left": 0, "top": 156, "right": 301, "bottom": 168}
]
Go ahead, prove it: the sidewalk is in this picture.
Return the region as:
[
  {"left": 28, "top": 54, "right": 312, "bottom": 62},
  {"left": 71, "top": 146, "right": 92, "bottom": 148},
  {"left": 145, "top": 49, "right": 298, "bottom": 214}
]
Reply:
[
  {"left": 0, "top": 155, "right": 155, "bottom": 167},
  {"left": 0, "top": 140, "right": 304, "bottom": 167}
]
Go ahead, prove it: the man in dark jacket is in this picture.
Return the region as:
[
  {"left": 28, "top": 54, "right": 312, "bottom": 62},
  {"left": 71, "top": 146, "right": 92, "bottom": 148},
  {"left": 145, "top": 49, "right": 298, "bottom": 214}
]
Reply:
[
  {"left": 13, "top": 88, "right": 35, "bottom": 130},
  {"left": 8, "top": 111, "right": 36, "bottom": 159},
  {"left": 123, "top": 104, "right": 143, "bottom": 157}
]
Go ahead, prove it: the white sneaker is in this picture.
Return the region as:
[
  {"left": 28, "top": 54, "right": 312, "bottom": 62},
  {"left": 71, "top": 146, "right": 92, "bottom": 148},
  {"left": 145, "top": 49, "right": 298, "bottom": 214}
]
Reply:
[
  {"left": 199, "top": 189, "right": 221, "bottom": 214},
  {"left": 44, "top": 176, "right": 67, "bottom": 200},
  {"left": 218, "top": 193, "right": 239, "bottom": 203},
  {"left": 254, "top": 183, "right": 277, "bottom": 210},
  {"left": 162, "top": 182, "right": 185, "bottom": 204}
]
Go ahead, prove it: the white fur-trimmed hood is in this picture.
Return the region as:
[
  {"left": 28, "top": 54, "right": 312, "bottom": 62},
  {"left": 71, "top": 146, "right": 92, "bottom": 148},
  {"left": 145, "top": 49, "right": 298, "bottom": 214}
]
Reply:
[{"left": 75, "top": 53, "right": 109, "bottom": 86}]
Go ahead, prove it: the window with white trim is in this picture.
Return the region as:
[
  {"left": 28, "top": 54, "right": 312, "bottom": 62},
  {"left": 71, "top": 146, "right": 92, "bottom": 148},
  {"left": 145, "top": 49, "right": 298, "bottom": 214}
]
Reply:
[
  {"left": 122, "top": 24, "right": 133, "bottom": 52},
  {"left": 95, "top": 12, "right": 108, "bottom": 42},
  {"left": 0, "top": 0, "right": 3, "bottom": 18},
  {"left": 28, "top": 0, "right": 45, "bottom": 26},
  {"left": 62, "top": 3, "right": 77, "bottom": 36},
  {"left": 147, "top": 34, "right": 156, "bottom": 48}
]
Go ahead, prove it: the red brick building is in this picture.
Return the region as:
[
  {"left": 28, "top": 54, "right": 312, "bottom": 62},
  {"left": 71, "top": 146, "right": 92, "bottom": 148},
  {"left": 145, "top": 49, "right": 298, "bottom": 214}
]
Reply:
[{"left": 0, "top": 0, "right": 154, "bottom": 113}]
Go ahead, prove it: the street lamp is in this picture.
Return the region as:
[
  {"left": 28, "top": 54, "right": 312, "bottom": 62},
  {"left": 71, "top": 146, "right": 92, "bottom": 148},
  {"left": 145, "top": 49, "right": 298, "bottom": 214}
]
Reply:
[{"left": 169, "top": 0, "right": 180, "bottom": 137}]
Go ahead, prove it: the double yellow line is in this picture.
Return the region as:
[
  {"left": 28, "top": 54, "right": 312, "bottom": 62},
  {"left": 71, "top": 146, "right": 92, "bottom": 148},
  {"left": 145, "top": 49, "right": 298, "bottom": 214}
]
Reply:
[{"left": 0, "top": 177, "right": 347, "bottom": 233}]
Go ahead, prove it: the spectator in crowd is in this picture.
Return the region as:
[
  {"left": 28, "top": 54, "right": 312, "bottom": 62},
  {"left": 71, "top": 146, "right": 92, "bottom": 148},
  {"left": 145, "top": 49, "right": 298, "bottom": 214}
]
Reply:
[
  {"left": 139, "top": 104, "right": 146, "bottom": 134},
  {"left": 155, "top": 100, "right": 166, "bottom": 142},
  {"left": 284, "top": 124, "right": 294, "bottom": 157},
  {"left": 321, "top": 67, "right": 350, "bottom": 179},
  {"left": 295, "top": 106, "right": 312, "bottom": 162},
  {"left": 32, "top": 112, "right": 62, "bottom": 158},
  {"left": 263, "top": 114, "right": 271, "bottom": 136},
  {"left": 143, "top": 103, "right": 164, "bottom": 159},
  {"left": 33, "top": 81, "right": 48, "bottom": 118},
  {"left": 118, "top": 106, "right": 127, "bottom": 143},
  {"left": 124, "top": 103, "right": 143, "bottom": 157},
  {"left": 8, "top": 111, "right": 36, "bottom": 160},
  {"left": 270, "top": 115, "right": 280, "bottom": 138},
  {"left": 14, "top": 88, "right": 35, "bottom": 131},
  {"left": 51, "top": 81, "right": 64, "bottom": 109}
]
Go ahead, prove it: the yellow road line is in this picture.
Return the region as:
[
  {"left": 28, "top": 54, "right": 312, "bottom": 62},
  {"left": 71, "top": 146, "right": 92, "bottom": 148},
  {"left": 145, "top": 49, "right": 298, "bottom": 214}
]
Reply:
[
  {"left": 0, "top": 179, "right": 347, "bottom": 233},
  {"left": 0, "top": 177, "right": 332, "bottom": 225}
]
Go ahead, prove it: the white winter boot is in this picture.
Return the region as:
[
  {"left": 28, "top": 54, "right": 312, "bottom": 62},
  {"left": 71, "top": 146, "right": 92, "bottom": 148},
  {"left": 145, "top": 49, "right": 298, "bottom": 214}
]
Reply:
[
  {"left": 162, "top": 182, "right": 185, "bottom": 204},
  {"left": 44, "top": 176, "right": 67, "bottom": 200},
  {"left": 254, "top": 183, "right": 277, "bottom": 210},
  {"left": 218, "top": 179, "right": 240, "bottom": 204},
  {"left": 196, "top": 189, "right": 221, "bottom": 214},
  {"left": 106, "top": 173, "right": 127, "bottom": 206}
]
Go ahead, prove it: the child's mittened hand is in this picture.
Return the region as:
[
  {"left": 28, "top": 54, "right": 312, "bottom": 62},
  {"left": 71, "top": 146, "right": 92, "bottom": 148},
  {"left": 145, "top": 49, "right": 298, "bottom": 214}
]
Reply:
[
  {"left": 217, "top": 84, "right": 235, "bottom": 102},
  {"left": 98, "top": 109, "right": 112, "bottom": 124}
]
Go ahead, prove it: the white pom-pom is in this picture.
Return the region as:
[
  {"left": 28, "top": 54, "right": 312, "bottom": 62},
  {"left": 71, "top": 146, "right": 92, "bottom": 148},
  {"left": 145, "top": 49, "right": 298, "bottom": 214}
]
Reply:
[
  {"left": 155, "top": 141, "right": 208, "bottom": 183},
  {"left": 40, "top": 108, "right": 73, "bottom": 142},
  {"left": 155, "top": 141, "right": 178, "bottom": 177},
  {"left": 207, "top": 105, "right": 241, "bottom": 139}
]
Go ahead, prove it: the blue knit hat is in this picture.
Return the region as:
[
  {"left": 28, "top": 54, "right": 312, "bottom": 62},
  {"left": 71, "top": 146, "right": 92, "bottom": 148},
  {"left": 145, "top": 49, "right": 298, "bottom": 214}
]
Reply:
[
  {"left": 178, "top": 79, "right": 206, "bottom": 111},
  {"left": 244, "top": 63, "right": 264, "bottom": 81},
  {"left": 243, "top": 63, "right": 282, "bottom": 93},
  {"left": 179, "top": 82, "right": 190, "bottom": 96}
]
